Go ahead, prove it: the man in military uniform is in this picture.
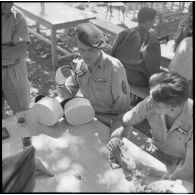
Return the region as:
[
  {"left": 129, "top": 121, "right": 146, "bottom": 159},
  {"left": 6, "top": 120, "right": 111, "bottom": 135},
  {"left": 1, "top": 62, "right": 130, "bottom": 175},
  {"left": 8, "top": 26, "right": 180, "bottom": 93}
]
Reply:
[
  {"left": 107, "top": 72, "right": 193, "bottom": 180},
  {"left": 2, "top": 2, "right": 30, "bottom": 119},
  {"left": 55, "top": 23, "right": 131, "bottom": 125}
]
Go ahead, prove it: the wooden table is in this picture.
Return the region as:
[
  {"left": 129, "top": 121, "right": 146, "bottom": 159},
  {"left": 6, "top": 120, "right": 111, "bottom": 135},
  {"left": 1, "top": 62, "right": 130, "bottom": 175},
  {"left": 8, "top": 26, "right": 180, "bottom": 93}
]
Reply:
[
  {"left": 106, "top": 2, "right": 125, "bottom": 23},
  {"left": 2, "top": 109, "right": 136, "bottom": 192},
  {"left": 14, "top": 3, "right": 96, "bottom": 69},
  {"left": 2, "top": 109, "right": 193, "bottom": 192}
]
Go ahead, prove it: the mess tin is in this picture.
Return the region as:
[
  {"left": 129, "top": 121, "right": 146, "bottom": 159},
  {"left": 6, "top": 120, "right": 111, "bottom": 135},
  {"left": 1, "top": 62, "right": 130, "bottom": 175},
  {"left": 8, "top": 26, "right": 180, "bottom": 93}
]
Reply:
[{"left": 32, "top": 95, "right": 95, "bottom": 126}]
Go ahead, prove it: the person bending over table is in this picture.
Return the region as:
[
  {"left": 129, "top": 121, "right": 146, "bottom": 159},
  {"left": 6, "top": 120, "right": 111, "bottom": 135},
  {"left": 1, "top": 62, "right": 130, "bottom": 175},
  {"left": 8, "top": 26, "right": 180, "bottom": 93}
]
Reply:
[
  {"left": 55, "top": 23, "right": 131, "bottom": 124},
  {"left": 111, "top": 7, "right": 160, "bottom": 88},
  {"left": 107, "top": 72, "right": 193, "bottom": 180},
  {"left": 2, "top": 2, "right": 30, "bottom": 119}
]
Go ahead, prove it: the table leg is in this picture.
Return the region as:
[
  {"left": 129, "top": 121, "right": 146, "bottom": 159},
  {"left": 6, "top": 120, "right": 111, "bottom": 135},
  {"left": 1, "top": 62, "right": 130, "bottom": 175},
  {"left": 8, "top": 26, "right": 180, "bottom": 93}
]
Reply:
[
  {"left": 118, "top": 7, "right": 120, "bottom": 21},
  {"left": 158, "top": 13, "right": 162, "bottom": 35},
  {"left": 162, "top": 2, "right": 167, "bottom": 13},
  {"left": 36, "top": 23, "right": 40, "bottom": 33},
  {"left": 181, "top": 2, "right": 185, "bottom": 11},
  {"left": 161, "top": 2, "right": 167, "bottom": 21},
  {"left": 105, "top": 6, "right": 109, "bottom": 20},
  {"left": 109, "top": 6, "right": 112, "bottom": 22},
  {"left": 122, "top": 6, "right": 125, "bottom": 23},
  {"left": 171, "top": 2, "right": 174, "bottom": 9},
  {"left": 132, "top": 3, "right": 136, "bottom": 19},
  {"left": 51, "top": 26, "right": 57, "bottom": 69}
]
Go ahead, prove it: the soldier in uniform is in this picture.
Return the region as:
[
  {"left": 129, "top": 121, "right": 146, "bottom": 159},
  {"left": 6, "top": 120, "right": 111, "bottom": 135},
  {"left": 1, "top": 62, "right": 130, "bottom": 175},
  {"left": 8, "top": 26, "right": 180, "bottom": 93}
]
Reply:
[
  {"left": 107, "top": 72, "right": 193, "bottom": 180},
  {"left": 2, "top": 2, "right": 30, "bottom": 119},
  {"left": 55, "top": 23, "right": 131, "bottom": 125}
]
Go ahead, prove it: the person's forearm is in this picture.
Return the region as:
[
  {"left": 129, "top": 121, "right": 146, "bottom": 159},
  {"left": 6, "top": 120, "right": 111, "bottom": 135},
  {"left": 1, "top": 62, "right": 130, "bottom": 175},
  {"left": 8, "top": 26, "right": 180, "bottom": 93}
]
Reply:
[
  {"left": 170, "top": 147, "right": 193, "bottom": 180},
  {"left": 57, "top": 85, "right": 76, "bottom": 99},
  {"left": 170, "top": 167, "right": 193, "bottom": 180},
  {"left": 2, "top": 42, "right": 28, "bottom": 60},
  {"left": 110, "top": 120, "right": 125, "bottom": 139},
  {"left": 170, "top": 157, "right": 193, "bottom": 180}
]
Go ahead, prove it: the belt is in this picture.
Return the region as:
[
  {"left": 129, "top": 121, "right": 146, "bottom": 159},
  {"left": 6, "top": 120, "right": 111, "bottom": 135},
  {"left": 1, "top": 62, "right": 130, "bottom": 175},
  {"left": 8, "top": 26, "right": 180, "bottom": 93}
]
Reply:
[
  {"left": 2, "top": 65, "right": 9, "bottom": 69},
  {"left": 2, "top": 59, "right": 21, "bottom": 68},
  {"left": 2, "top": 64, "right": 14, "bottom": 69}
]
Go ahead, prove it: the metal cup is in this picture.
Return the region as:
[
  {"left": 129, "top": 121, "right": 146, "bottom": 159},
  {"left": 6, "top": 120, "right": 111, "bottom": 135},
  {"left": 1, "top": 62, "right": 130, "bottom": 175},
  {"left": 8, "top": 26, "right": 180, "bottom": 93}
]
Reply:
[{"left": 16, "top": 111, "right": 26, "bottom": 125}]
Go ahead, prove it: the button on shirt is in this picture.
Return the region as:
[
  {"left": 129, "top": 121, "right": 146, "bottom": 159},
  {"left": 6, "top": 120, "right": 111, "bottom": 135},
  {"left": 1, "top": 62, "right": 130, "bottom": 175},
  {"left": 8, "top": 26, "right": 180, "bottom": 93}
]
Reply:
[
  {"left": 123, "top": 98, "right": 193, "bottom": 164},
  {"left": 58, "top": 51, "right": 131, "bottom": 114}
]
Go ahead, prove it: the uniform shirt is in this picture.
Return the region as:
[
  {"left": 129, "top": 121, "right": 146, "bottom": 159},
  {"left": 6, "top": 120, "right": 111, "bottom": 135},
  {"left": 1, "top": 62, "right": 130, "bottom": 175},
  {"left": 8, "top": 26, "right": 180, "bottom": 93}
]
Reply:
[
  {"left": 2, "top": 7, "right": 30, "bottom": 66},
  {"left": 57, "top": 51, "right": 131, "bottom": 115},
  {"left": 169, "top": 37, "right": 192, "bottom": 80},
  {"left": 123, "top": 97, "right": 193, "bottom": 168}
]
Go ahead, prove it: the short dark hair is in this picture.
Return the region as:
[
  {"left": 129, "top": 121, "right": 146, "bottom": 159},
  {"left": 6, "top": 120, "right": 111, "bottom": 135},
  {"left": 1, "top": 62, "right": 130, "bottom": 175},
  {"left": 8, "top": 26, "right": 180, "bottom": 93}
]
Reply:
[
  {"left": 137, "top": 7, "right": 157, "bottom": 23},
  {"left": 149, "top": 72, "right": 189, "bottom": 106}
]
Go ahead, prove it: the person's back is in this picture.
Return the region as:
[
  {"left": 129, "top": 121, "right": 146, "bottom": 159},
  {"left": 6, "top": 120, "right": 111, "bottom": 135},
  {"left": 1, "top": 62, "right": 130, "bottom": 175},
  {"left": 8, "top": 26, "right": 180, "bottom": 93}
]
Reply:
[
  {"left": 169, "top": 37, "right": 192, "bottom": 80},
  {"left": 111, "top": 7, "right": 161, "bottom": 87},
  {"left": 169, "top": 37, "right": 192, "bottom": 98}
]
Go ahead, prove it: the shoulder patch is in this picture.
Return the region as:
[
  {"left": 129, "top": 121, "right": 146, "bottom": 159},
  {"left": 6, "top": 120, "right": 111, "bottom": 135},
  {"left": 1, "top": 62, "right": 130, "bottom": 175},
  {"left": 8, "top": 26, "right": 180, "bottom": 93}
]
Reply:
[{"left": 122, "top": 81, "right": 127, "bottom": 95}]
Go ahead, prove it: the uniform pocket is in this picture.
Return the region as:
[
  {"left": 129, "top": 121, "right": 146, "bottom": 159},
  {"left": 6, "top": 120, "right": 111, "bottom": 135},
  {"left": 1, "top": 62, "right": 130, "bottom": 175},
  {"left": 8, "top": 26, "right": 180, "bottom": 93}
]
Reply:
[{"left": 92, "top": 79, "right": 110, "bottom": 101}]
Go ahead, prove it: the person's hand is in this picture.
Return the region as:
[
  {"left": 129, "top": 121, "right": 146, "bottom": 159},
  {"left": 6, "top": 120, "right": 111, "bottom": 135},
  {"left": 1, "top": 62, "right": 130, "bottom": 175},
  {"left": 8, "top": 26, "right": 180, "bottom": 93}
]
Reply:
[
  {"left": 35, "top": 158, "right": 54, "bottom": 177},
  {"left": 107, "top": 137, "right": 123, "bottom": 152},
  {"left": 160, "top": 171, "right": 173, "bottom": 180}
]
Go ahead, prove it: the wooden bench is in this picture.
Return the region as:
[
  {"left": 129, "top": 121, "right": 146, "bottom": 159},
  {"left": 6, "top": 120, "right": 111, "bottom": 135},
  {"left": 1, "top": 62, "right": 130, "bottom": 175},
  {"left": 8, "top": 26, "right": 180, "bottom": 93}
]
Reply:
[
  {"left": 90, "top": 18, "right": 125, "bottom": 36},
  {"left": 129, "top": 85, "right": 149, "bottom": 99}
]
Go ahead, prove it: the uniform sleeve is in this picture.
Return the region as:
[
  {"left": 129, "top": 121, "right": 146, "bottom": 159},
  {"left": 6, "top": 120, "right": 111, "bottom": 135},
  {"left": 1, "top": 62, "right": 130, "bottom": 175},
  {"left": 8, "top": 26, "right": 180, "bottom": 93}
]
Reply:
[
  {"left": 170, "top": 128, "right": 193, "bottom": 180},
  {"left": 13, "top": 10, "right": 30, "bottom": 44},
  {"left": 183, "top": 129, "right": 193, "bottom": 177},
  {"left": 123, "top": 97, "right": 152, "bottom": 127},
  {"left": 111, "top": 62, "right": 131, "bottom": 114}
]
